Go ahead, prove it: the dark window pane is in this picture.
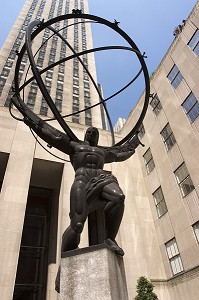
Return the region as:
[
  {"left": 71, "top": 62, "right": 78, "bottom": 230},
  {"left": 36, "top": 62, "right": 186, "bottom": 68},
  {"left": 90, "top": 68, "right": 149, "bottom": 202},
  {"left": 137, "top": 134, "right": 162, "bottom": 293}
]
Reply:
[
  {"left": 166, "top": 133, "right": 176, "bottom": 150},
  {"left": 153, "top": 187, "right": 168, "bottom": 218},
  {"left": 161, "top": 124, "right": 176, "bottom": 151},
  {"left": 175, "top": 163, "right": 195, "bottom": 197},
  {"left": 182, "top": 93, "right": 199, "bottom": 123},
  {"left": 180, "top": 176, "right": 195, "bottom": 196},
  {"left": 138, "top": 123, "right": 145, "bottom": 139},
  {"left": 172, "top": 72, "right": 183, "bottom": 88},
  {"left": 193, "top": 222, "right": 199, "bottom": 244},
  {"left": 165, "top": 238, "right": 184, "bottom": 275},
  {"left": 143, "top": 149, "right": 155, "bottom": 174},
  {"left": 167, "top": 65, "right": 179, "bottom": 82},
  {"left": 182, "top": 93, "right": 197, "bottom": 113},
  {"left": 153, "top": 187, "right": 164, "bottom": 205},
  {"left": 194, "top": 43, "right": 199, "bottom": 55},
  {"left": 150, "top": 94, "right": 162, "bottom": 116},
  {"left": 157, "top": 200, "right": 168, "bottom": 218},
  {"left": 188, "top": 30, "right": 199, "bottom": 55},
  {"left": 167, "top": 65, "right": 183, "bottom": 89},
  {"left": 188, "top": 101, "right": 199, "bottom": 122}
]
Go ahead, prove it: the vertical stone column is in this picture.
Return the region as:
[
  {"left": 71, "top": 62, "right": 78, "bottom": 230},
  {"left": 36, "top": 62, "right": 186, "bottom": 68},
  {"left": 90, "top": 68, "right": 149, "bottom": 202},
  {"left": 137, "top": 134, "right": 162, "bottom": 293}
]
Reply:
[
  {"left": 60, "top": 244, "right": 129, "bottom": 300},
  {"left": 0, "top": 122, "right": 35, "bottom": 300}
]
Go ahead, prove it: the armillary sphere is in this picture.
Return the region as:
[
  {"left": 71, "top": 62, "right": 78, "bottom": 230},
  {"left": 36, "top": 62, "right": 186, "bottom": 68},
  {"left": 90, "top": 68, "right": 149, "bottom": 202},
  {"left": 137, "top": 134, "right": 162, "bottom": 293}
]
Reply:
[{"left": 10, "top": 11, "right": 150, "bottom": 156}]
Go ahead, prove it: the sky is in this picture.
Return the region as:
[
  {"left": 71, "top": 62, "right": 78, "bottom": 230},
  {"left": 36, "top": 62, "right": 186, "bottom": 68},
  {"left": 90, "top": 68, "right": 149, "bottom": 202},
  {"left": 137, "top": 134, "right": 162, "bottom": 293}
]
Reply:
[{"left": 0, "top": 0, "right": 197, "bottom": 126}]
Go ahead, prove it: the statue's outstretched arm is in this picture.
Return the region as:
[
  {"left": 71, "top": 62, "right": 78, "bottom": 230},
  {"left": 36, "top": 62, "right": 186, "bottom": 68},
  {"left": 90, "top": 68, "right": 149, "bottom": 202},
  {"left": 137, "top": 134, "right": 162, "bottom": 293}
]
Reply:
[
  {"left": 115, "top": 148, "right": 135, "bottom": 162},
  {"left": 103, "top": 133, "right": 143, "bottom": 163},
  {"left": 11, "top": 95, "right": 74, "bottom": 155}
]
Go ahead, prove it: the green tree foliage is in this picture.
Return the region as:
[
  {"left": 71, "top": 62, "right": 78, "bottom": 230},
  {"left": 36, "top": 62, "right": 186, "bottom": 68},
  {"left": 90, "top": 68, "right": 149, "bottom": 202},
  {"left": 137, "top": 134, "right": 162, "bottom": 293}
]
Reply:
[{"left": 135, "top": 276, "right": 158, "bottom": 300}]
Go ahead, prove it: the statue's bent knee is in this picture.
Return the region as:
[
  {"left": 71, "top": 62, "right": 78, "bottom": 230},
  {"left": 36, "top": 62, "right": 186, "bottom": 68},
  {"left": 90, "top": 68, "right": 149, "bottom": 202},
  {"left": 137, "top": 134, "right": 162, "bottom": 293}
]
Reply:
[
  {"left": 73, "top": 222, "right": 84, "bottom": 233},
  {"left": 119, "top": 193, "right": 125, "bottom": 203}
]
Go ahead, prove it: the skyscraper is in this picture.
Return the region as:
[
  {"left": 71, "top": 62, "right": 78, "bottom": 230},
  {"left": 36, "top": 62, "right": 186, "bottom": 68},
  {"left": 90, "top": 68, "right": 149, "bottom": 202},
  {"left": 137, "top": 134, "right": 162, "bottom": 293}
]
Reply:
[{"left": 0, "top": 0, "right": 104, "bottom": 128}]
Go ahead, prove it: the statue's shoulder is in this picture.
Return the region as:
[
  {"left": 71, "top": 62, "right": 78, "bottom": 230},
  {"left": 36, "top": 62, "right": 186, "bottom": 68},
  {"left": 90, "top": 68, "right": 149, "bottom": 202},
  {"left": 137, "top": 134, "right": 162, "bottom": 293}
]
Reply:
[{"left": 73, "top": 141, "right": 89, "bottom": 151}]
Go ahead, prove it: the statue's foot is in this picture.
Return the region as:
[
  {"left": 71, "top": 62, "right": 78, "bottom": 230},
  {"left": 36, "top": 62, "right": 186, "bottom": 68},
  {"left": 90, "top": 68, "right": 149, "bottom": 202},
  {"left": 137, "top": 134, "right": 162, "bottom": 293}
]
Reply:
[{"left": 104, "top": 238, "right": 124, "bottom": 256}]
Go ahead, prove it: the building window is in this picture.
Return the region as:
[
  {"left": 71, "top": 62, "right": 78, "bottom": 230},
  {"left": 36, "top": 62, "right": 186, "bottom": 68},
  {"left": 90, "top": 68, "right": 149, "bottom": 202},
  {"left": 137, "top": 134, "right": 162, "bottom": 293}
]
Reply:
[
  {"left": 72, "top": 116, "right": 79, "bottom": 124},
  {"left": 57, "top": 83, "right": 63, "bottom": 91},
  {"left": 74, "top": 62, "right": 79, "bottom": 69},
  {"left": 150, "top": 94, "right": 162, "bottom": 116},
  {"left": 73, "top": 96, "right": 79, "bottom": 105},
  {"left": 85, "top": 117, "right": 92, "bottom": 126},
  {"left": 0, "top": 77, "right": 6, "bottom": 94},
  {"left": 73, "top": 78, "right": 79, "bottom": 86},
  {"left": 138, "top": 122, "right": 145, "bottom": 139},
  {"left": 188, "top": 29, "right": 199, "bottom": 56},
  {"left": 84, "top": 91, "right": 90, "bottom": 98},
  {"left": 1, "top": 68, "right": 9, "bottom": 78},
  {"left": 59, "top": 64, "right": 65, "bottom": 73},
  {"left": 73, "top": 106, "right": 79, "bottom": 116},
  {"left": 153, "top": 187, "right": 168, "bottom": 218},
  {"left": 182, "top": 92, "right": 199, "bottom": 123},
  {"left": 161, "top": 123, "right": 176, "bottom": 151},
  {"left": 5, "top": 60, "right": 13, "bottom": 68},
  {"left": 143, "top": 148, "right": 155, "bottom": 174},
  {"left": 174, "top": 163, "right": 195, "bottom": 197},
  {"left": 83, "top": 72, "right": 89, "bottom": 81},
  {"left": 46, "top": 71, "right": 53, "bottom": 79},
  {"left": 84, "top": 81, "right": 90, "bottom": 89},
  {"left": 58, "top": 74, "right": 64, "bottom": 82},
  {"left": 85, "top": 108, "right": 92, "bottom": 119},
  {"left": 73, "top": 87, "right": 79, "bottom": 95},
  {"left": 193, "top": 221, "right": 199, "bottom": 245},
  {"left": 73, "top": 69, "right": 79, "bottom": 77},
  {"left": 165, "top": 238, "right": 184, "bottom": 275},
  {"left": 56, "top": 91, "right": 63, "bottom": 101},
  {"left": 167, "top": 65, "right": 183, "bottom": 89},
  {"left": 85, "top": 100, "right": 91, "bottom": 107},
  {"left": 40, "top": 106, "right": 48, "bottom": 116}
]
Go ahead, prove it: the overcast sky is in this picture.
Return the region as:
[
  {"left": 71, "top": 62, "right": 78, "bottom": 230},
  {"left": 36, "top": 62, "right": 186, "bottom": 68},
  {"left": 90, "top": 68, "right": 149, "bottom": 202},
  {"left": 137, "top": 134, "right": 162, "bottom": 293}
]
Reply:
[{"left": 0, "top": 0, "right": 197, "bottom": 125}]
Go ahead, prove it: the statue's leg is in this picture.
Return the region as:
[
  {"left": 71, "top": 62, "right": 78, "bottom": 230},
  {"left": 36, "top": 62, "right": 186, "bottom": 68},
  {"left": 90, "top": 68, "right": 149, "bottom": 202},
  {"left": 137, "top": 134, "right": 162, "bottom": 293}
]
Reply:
[
  {"left": 101, "top": 182, "right": 125, "bottom": 256},
  {"left": 61, "top": 180, "right": 88, "bottom": 252},
  {"left": 55, "top": 180, "right": 88, "bottom": 293}
]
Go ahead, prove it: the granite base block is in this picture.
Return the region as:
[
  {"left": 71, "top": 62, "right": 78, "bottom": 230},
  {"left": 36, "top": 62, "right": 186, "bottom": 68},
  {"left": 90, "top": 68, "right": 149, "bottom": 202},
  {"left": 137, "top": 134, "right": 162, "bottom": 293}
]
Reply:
[{"left": 60, "top": 244, "right": 129, "bottom": 300}]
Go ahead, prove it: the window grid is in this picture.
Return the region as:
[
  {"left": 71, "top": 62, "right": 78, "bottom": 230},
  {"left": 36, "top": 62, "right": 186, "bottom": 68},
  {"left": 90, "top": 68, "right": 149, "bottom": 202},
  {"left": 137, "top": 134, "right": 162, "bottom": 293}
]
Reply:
[
  {"left": 193, "top": 221, "right": 199, "bottom": 245},
  {"left": 150, "top": 94, "right": 162, "bottom": 116},
  {"left": 85, "top": 117, "right": 92, "bottom": 126},
  {"left": 165, "top": 238, "right": 184, "bottom": 275},
  {"left": 188, "top": 29, "right": 199, "bottom": 56},
  {"left": 143, "top": 148, "right": 155, "bottom": 174},
  {"left": 138, "top": 123, "right": 145, "bottom": 139},
  {"left": 161, "top": 123, "right": 176, "bottom": 151},
  {"left": 174, "top": 163, "right": 195, "bottom": 197},
  {"left": 72, "top": 116, "right": 80, "bottom": 124},
  {"left": 153, "top": 187, "right": 168, "bottom": 218},
  {"left": 182, "top": 92, "right": 199, "bottom": 123},
  {"left": 167, "top": 65, "right": 183, "bottom": 89},
  {"left": 27, "top": 81, "right": 38, "bottom": 109}
]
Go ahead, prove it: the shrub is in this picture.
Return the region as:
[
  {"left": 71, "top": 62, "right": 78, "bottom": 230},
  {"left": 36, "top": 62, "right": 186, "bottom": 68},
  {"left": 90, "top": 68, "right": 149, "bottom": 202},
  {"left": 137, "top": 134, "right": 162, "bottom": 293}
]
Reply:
[{"left": 135, "top": 276, "right": 158, "bottom": 300}]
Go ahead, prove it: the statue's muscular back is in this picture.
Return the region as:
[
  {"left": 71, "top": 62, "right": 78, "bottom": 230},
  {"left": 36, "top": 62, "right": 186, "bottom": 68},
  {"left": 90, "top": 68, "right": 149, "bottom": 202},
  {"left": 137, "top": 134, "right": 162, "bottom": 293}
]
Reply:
[{"left": 70, "top": 142, "right": 105, "bottom": 171}]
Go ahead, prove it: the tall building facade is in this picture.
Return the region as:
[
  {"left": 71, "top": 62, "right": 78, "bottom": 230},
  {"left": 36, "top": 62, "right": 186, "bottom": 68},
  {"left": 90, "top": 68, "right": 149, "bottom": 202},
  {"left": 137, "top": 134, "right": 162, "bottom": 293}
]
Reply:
[
  {"left": 120, "top": 1, "right": 199, "bottom": 298},
  {"left": 0, "top": 1, "right": 199, "bottom": 300},
  {"left": 0, "top": 0, "right": 104, "bottom": 128}
]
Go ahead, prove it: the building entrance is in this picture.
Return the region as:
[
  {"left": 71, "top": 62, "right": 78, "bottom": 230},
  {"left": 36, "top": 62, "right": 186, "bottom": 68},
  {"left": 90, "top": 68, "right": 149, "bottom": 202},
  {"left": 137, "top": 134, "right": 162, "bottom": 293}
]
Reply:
[{"left": 13, "top": 187, "right": 53, "bottom": 300}]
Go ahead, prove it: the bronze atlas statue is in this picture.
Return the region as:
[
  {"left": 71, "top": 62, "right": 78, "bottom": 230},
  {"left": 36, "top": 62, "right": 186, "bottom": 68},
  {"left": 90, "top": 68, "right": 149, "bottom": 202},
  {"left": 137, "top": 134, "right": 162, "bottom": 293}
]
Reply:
[{"left": 9, "top": 11, "right": 150, "bottom": 293}]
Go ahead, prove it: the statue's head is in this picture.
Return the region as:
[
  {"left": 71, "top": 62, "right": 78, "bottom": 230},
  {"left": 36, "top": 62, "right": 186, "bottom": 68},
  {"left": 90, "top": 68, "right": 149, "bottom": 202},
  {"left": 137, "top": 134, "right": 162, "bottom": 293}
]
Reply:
[{"left": 84, "top": 127, "right": 99, "bottom": 146}]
